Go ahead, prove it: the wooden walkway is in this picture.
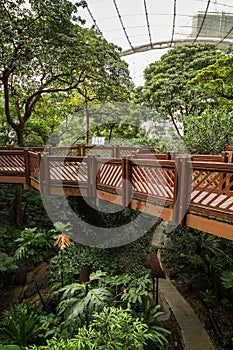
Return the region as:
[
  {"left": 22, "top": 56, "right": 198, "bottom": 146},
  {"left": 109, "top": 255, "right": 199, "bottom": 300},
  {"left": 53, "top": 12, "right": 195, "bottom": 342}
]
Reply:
[{"left": 0, "top": 146, "right": 232, "bottom": 241}]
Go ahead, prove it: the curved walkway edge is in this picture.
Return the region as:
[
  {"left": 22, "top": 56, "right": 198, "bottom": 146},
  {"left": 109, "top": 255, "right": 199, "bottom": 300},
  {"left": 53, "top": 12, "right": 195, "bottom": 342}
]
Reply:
[
  {"left": 159, "top": 278, "right": 216, "bottom": 350},
  {"left": 152, "top": 221, "right": 216, "bottom": 350}
]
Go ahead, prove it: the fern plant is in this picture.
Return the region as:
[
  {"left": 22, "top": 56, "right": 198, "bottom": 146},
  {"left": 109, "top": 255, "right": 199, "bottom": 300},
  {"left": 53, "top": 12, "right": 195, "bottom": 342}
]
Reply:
[
  {"left": 0, "top": 302, "right": 41, "bottom": 347},
  {"left": 221, "top": 271, "right": 233, "bottom": 290}
]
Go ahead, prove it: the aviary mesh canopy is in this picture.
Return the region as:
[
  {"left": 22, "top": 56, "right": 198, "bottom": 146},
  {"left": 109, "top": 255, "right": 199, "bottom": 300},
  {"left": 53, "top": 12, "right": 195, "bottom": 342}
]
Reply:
[{"left": 78, "top": 0, "right": 233, "bottom": 55}]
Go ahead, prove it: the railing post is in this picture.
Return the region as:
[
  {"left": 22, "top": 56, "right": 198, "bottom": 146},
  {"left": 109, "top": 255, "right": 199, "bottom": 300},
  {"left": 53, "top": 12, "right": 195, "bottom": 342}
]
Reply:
[
  {"left": 44, "top": 144, "right": 52, "bottom": 154},
  {"left": 122, "top": 157, "right": 132, "bottom": 208},
  {"left": 115, "top": 145, "right": 120, "bottom": 158},
  {"left": 88, "top": 155, "right": 97, "bottom": 201},
  {"left": 23, "top": 148, "right": 30, "bottom": 188},
  {"left": 40, "top": 153, "right": 49, "bottom": 194},
  {"left": 220, "top": 151, "right": 233, "bottom": 193},
  {"left": 111, "top": 145, "right": 115, "bottom": 158},
  {"left": 82, "top": 144, "right": 86, "bottom": 156},
  {"left": 77, "top": 144, "right": 82, "bottom": 156},
  {"left": 225, "top": 151, "right": 233, "bottom": 192},
  {"left": 221, "top": 151, "right": 227, "bottom": 162},
  {"left": 172, "top": 156, "right": 192, "bottom": 226}
]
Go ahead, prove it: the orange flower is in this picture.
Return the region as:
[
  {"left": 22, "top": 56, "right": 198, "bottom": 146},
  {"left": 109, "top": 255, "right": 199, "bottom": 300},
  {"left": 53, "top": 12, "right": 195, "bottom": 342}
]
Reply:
[{"left": 56, "top": 233, "right": 70, "bottom": 250}]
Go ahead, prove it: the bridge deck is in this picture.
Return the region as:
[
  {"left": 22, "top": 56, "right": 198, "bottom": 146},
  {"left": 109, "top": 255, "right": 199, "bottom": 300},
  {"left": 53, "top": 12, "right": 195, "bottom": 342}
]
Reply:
[{"left": 0, "top": 146, "right": 232, "bottom": 241}]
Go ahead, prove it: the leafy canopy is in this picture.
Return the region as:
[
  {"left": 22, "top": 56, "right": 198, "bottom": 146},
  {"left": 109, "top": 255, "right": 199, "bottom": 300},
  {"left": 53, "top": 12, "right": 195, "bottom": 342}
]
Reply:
[
  {"left": 191, "top": 53, "right": 233, "bottom": 104},
  {"left": 136, "top": 44, "right": 222, "bottom": 135},
  {"left": 0, "top": 0, "right": 132, "bottom": 145}
]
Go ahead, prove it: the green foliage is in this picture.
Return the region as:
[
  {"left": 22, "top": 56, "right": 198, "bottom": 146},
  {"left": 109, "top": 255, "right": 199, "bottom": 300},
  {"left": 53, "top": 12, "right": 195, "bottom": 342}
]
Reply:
[
  {"left": 0, "top": 253, "right": 18, "bottom": 273},
  {"left": 27, "top": 306, "right": 170, "bottom": 350},
  {"left": 49, "top": 242, "right": 80, "bottom": 287},
  {"left": 57, "top": 271, "right": 112, "bottom": 333},
  {"left": 21, "top": 189, "right": 52, "bottom": 229},
  {"left": 0, "top": 302, "right": 41, "bottom": 347},
  {"left": 24, "top": 94, "right": 72, "bottom": 146},
  {"left": 0, "top": 0, "right": 132, "bottom": 145},
  {"left": 182, "top": 108, "right": 233, "bottom": 154},
  {"left": 221, "top": 271, "right": 233, "bottom": 290},
  {"left": 0, "top": 185, "right": 21, "bottom": 254},
  {"left": 164, "top": 226, "right": 233, "bottom": 294},
  {"left": 136, "top": 44, "right": 221, "bottom": 135},
  {"left": 37, "top": 313, "right": 61, "bottom": 340},
  {"left": 49, "top": 227, "right": 151, "bottom": 287},
  {"left": 14, "top": 227, "right": 56, "bottom": 263},
  {"left": 0, "top": 345, "right": 21, "bottom": 350},
  {"left": 83, "top": 102, "right": 146, "bottom": 144},
  {"left": 102, "top": 269, "right": 152, "bottom": 306},
  {"left": 191, "top": 54, "right": 233, "bottom": 104},
  {"left": 222, "top": 331, "right": 233, "bottom": 349},
  {"left": 200, "top": 289, "right": 217, "bottom": 309}
]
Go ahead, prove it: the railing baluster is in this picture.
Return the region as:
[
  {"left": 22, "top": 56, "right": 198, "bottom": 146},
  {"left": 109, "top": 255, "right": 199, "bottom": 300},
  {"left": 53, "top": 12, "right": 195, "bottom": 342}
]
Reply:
[
  {"left": 173, "top": 156, "right": 192, "bottom": 225},
  {"left": 122, "top": 157, "right": 131, "bottom": 208},
  {"left": 40, "top": 152, "right": 49, "bottom": 194},
  {"left": 24, "top": 148, "right": 30, "bottom": 187}
]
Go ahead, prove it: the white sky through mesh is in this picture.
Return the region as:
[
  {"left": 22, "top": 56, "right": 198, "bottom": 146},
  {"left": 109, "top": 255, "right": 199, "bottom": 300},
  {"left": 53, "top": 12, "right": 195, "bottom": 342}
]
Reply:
[{"left": 77, "top": 0, "right": 233, "bottom": 84}]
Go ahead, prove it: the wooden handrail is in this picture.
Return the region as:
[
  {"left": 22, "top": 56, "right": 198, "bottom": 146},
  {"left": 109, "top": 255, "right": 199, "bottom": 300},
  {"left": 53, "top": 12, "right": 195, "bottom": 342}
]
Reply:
[{"left": 0, "top": 148, "right": 232, "bottom": 240}]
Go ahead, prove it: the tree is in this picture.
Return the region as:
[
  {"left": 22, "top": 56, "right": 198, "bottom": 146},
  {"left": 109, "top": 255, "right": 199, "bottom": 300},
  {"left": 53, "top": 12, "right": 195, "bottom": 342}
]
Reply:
[
  {"left": 0, "top": 0, "right": 132, "bottom": 145},
  {"left": 83, "top": 102, "right": 147, "bottom": 144},
  {"left": 182, "top": 107, "right": 233, "bottom": 154},
  {"left": 190, "top": 54, "right": 233, "bottom": 104},
  {"left": 23, "top": 93, "right": 73, "bottom": 146},
  {"left": 136, "top": 44, "right": 222, "bottom": 135}
]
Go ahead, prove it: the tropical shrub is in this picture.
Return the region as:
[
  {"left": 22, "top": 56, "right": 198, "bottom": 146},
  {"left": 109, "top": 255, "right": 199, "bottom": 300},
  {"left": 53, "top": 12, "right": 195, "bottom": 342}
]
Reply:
[
  {"left": 0, "top": 302, "right": 41, "bottom": 347},
  {"left": 182, "top": 108, "right": 233, "bottom": 154},
  {"left": 14, "top": 227, "right": 56, "bottom": 264},
  {"left": 57, "top": 271, "right": 112, "bottom": 334},
  {"left": 0, "top": 253, "right": 18, "bottom": 273},
  {"left": 27, "top": 306, "right": 170, "bottom": 350}
]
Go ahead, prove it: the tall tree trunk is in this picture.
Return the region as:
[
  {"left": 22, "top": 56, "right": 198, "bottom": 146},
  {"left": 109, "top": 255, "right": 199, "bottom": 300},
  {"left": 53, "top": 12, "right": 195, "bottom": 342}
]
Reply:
[
  {"left": 170, "top": 114, "right": 181, "bottom": 137},
  {"left": 16, "top": 126, "right": 25, "bottom": 147}
]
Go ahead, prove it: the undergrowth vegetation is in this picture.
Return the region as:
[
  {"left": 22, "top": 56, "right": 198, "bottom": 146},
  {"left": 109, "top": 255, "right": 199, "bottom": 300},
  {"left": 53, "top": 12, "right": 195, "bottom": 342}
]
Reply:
[{"left": 0, "top": 184, "right": 172, "bottom": 350}]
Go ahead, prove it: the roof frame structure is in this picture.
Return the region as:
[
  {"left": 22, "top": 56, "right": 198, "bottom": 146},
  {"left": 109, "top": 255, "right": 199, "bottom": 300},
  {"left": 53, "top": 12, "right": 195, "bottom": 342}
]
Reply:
[{"left": 80, "top": 0, "right": 233, "bottom": 56}]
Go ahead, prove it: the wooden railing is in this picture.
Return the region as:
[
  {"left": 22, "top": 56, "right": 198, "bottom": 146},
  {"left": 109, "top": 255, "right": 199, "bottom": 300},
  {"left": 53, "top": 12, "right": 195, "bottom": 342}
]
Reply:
[
  {"left": 0, "top": 149, "right": 26, "bottom": 183},
  {"left": 190, "top": 162, "right": 233, "bottom": 221},
  {"left": 0, "top": 147, "right": 232, "bottom": 240}
]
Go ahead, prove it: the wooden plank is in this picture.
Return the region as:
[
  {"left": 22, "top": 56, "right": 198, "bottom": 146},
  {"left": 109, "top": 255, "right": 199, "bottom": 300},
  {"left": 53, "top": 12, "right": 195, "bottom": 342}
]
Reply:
[
  {"left": 0, "top": 176, "right": 26, "bottom": 184},
  {"left": 49, "top": 186, "right": 88, "bottom": 196},
  {"left": 132, "top": 191, "right": 173, "bottom": 206},
  {"left": 30, "top": 178, "right": 41, "bottom": 191},
  {"left": 189, "top": 201, "right": 233, "bottom": 221},
  {"left": 192, "top": 161, "right": 233, "bottom": 173},
  {"left": 186, "top": 214, "right": 233, "bottom": 241},
  {"left": 131, "top": 199, "right": 173, "bottom": 220},
  {"left": 133, "top": 159, "right": 175, "bottom": 168},
  {"left": 97, "top": 190, "right": 123, "bottom": 205},
  {"left": 97, "top": 183, "right": 122, "bottom": 194},
  {"left": 191, "top": 155, "right": 223, "bottom": 162}
]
